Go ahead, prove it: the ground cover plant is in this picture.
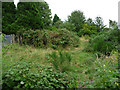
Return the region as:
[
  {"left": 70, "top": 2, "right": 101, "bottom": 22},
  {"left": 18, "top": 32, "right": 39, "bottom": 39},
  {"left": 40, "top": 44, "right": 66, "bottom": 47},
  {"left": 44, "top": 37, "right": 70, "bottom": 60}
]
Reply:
[
  {"left": 3, "top": 62, "right": 77, "bottom": 89},
  {"left": 2, "top": 1, "right": 120, "bottom": 89},
  {"left": 2, "top": 37, "right": 119, "bottom": 88}
]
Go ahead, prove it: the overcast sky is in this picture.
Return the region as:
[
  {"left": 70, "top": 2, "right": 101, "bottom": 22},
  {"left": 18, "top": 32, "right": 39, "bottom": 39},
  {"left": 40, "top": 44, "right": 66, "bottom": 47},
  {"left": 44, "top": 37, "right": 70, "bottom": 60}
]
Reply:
[{"left": 14, "top": 0, "right": 120, "bottom": 27}]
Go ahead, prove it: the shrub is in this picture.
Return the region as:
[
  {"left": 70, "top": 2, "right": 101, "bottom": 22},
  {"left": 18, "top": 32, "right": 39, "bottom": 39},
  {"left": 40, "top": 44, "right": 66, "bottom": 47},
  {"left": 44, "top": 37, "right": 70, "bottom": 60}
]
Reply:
[
  {"left": 50, "top": 29, "right": 80, "bottom": 48},
  {"left": 86, "top": 29, "right": 120, "bottom": 55},
  {"left": 2, "top": 62, "right": 77, "bottom": 89},
  {"left": 78, "top": 24, "right": 97, "bottom": 37},
  {"left": 92, "top": 56, "right": 120, "bottom": 88},
  {"left": 48, "top": 26, "right": 57, "bottom": 31},
  {"left": 59, "top": 21, "right": 76, "bottom": 31},
  {"left": 1, "top": 33, "right": 6, "bottom": 42},
  {"left": 49, "top": 51, "right": 72, "bottom": 72},
  {"left": 22, "top": 30, "right": 50, "bottom": 47},
  {"left": 18, "top": 29, "right": 80, "bottom": 48},
  {"left": 93, "top": 65, "right": 119, "bottom": 88}
]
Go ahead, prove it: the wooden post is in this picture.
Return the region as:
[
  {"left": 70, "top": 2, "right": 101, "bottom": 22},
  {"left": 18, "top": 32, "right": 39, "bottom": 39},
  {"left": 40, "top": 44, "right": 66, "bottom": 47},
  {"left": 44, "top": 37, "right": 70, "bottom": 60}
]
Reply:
[{"left": 12, "top": 34, "right": 16, "bottom": 43}]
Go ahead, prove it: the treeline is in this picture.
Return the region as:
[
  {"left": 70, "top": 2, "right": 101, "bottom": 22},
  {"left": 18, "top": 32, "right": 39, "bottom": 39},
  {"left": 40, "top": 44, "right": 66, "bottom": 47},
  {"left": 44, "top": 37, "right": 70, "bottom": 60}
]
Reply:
[
  {"left": 2, "top": 2, "right": 51, "bottom": 34},
  {"left": 2, "top": 1, "right": 120, "bottom": 55},
  {"left": 2, "top": 1, "right": 117, "bottom": 35}
]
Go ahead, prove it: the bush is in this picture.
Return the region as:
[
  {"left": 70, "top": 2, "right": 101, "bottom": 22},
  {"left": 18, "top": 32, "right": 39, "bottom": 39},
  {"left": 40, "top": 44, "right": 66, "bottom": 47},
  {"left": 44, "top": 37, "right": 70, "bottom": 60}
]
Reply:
[
  {"left": 48, "top": 26, "right": 57, "bottom": 31},
  {"left": 86, "top": 29, "right": 120, "bottom": 55},
  {"left": 50, "top": 29, "right": 80, "bottom": 48},
  {"left": 59, "top": 21, "right": 76, "bottom": 31},
  {"left": 19, "top": 29, "right": 80, "bottom": 48},
  {"left": 78, "top": 24, "right": 97, "bottom": 37},
  {"left": 92, "top": 55, "right": 120, "bottom": 88},
  {"left": 2, "top": 62, "right": 77, "bottom": 89},
  {"left": 1, "top": 33, "right": 6, "bottom": 42},
  {"left": 49, "top": 51, "right": 72, "bottom": 72},
  {"left": 93, "top": 65, "right": 119, "bottom": 88},
  {"left": 22, "top": 30, "right": 50, "bottom": 48}
]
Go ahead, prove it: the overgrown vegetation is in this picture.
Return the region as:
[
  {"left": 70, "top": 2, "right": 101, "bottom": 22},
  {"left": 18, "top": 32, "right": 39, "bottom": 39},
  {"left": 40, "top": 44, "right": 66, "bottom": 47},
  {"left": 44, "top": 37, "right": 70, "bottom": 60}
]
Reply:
[
  {"left": 3, "top": 62, "right": 77, "bottom": 89},
  {"left": 18, "top": 29, "right": 79, "bottom": 49},
  {"left": 49, "top": 51, "right": 72, "bottom": 72},
  {"left": 2, "top": 1, "right": 120, "bottom": 89},
  {"left": 86, "top": 27, "right": 120, "bottom": 56}
]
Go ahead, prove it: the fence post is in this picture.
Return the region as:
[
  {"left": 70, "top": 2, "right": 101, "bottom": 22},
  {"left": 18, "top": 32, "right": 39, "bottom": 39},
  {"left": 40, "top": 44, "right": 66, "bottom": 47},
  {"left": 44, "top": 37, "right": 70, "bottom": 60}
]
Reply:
[{"left": 12, "top": 34, "right": 16, "bottom": 43}]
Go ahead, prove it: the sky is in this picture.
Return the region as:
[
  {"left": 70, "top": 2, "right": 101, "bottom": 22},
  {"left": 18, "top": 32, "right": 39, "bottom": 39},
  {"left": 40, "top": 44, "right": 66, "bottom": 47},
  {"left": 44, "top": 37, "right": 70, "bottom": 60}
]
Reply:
[{"left": 14, "top": 0, "right": 120, "bottom": 27}]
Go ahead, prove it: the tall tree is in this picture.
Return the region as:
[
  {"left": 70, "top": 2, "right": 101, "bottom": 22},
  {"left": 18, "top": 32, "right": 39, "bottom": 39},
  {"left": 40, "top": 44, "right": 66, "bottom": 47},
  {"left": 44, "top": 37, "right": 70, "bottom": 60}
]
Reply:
[
  {"left": 2, "top": 2, "right": 16, "bottom": 34},
  {"left": 87, "top": 18, "right": 94, "bottom": 26},
  {"left": 68, "top": 10, "right": 86, "bottom": 32},
  {"left": 59, "top": 21, "right": 75, "bottom": 31},
  {"left": 16, "top": 2, "right": 52, "bottom": 30},
  {"left": 86, "top": 18, "right": 98, "bottom": 33},
  {"left": 95, "top": 17, "right": 106, "bottom": 32},
  {"left": 109, "top": 20, "right": 118, "bottom": 29},
  {"left": 53, "top": 14, "right": 60, "bottom": 25}
]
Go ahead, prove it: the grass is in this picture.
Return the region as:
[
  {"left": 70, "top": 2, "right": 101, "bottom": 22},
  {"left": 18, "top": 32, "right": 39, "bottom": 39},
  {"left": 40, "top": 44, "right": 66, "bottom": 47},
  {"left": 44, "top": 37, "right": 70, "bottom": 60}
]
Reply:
[{"left": 2, "top": 37, "right": 119, "bottom": 88}]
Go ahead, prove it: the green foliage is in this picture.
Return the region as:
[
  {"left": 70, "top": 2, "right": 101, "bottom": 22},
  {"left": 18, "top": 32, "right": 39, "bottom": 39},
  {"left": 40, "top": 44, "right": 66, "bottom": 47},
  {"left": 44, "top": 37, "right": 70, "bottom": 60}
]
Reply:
[
  {"left": 50, "top": 29, "right": 80, "bottom": 48},
  {"left": 53, "top": 14, "right": 60, "bottom": 25},
  {"left": 94, "top": 17, "right": 106, "bottom": 32},
  {"left": 3, "top": 22, "right": 23, "bottom": 35},
  {"left": 0, "top": 33, "right": 6, "bottom": 41},
  {"left": 19, "top": 29, "right": 79, "bottom": 48},
  {"left": 59, "top": 21, "right": 75, "bottom": 31},
  {"left": 49, "top": 51, "right": 72, "bottom": 72},
  {"left": 93, "top": 66, "right": 119, "bottom": 88},
  {"left": 86, "top": 28, "right": 120, "bottom": 55},
  {"left": 16, "top": 2, "right": 51, "bottom": 30},
  {"left": 109, "top": 20, "right": 118, "bottom": 29},
  {"left": 2, "top": 2, "right": 16, "bottom": 34},
  {"left": 2, "top": 62, "right": 77, "bottom": 89},
  {"left": 78, "top": 24, "right": 97, "bottom": 36},
  {"left": 22, "top": 29, "right": 50, "bottom": 47},
  {"left": 68, "top": 10, "right": 86, "bottom": 32},
  {"left": 2, "top": 2, "right": 52, "bottom": 34},
  {"left": 92, "top": 57, "right": 119, "bottom": 88},
  {"left": 53, "top": 20, "right": 63, "bottom": 28},
  {"left": 48, "top": 26, "right": 58, "bottom": 31},
  {"left": 86, "top": 18, "right": 99, "bottom": 33}
]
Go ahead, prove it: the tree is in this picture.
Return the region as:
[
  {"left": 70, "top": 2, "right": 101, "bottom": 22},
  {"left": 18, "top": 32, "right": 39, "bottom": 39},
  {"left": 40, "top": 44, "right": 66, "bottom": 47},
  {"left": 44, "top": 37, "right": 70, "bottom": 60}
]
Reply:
[
  {"left": 87, "top": 18, "right": 94, "bottom": 26},
  {"left": 68, "top": 10, "right": 86, "bottom": 32},
  {"left": 59, "top": 21, "right": 75, "bottom": 31},
  {"left": 16, "top": 2, "right": 52, "bottom": 30},
  {"left": 78, "top": 24, "right": 97, "bottom": 36},
  {"left": 109, "top": 20, "right": 118, "bottom": 29},
  {"left": 86, "top": 18, "right": 98, "bottom": 34},
  {"left": 53, "top": 20, "right": 63, "bottom": 28},
  {"left": 2, "top": 2, "right": 16, "bottom": 34},
  {"left": 53, "top": 14, "right": 60, "bottom": 25},
  {"left": 94, "top": 17, "right": 106, "bottom": 32}
]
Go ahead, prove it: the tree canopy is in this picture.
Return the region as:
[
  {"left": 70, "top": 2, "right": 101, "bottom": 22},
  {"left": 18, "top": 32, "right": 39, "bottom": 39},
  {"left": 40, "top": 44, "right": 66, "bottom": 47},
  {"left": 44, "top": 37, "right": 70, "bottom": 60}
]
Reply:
[
  {"left": 2, "top": 2, "right": 16, "bottom": 34},
  {"left": 16, "top": 2, "right": 52, "bottom": 30},
  {"left": 94, "top": 17, "right": 106, "bottom": 32},
  {"left": 2, "top": 2, "right": 52, "bottom": 35},
  {"left": 53, "top": 14, "right": 60, "bottom": 25},
  {"left": 68, "top": 10, "right": 86, "bottom": 32}
]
